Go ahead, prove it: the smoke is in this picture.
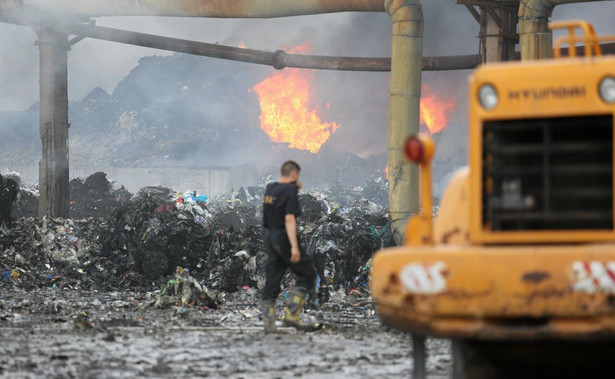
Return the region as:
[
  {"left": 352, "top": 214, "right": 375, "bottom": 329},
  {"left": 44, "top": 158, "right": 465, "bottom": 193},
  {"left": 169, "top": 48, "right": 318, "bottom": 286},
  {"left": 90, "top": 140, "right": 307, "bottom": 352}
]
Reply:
[
  {"left": 2, "top": 1, "right": 615, "bottom": 191},
  {"left": 0, "top": 23, "right": 38, "bottom": 111}
]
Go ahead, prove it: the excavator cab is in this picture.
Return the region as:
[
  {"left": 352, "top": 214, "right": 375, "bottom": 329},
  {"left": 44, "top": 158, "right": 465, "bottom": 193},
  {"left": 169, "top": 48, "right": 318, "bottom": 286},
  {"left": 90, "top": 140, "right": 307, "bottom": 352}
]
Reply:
[{"left": 370, "top": 21, "right": 615, "bottom": 378}]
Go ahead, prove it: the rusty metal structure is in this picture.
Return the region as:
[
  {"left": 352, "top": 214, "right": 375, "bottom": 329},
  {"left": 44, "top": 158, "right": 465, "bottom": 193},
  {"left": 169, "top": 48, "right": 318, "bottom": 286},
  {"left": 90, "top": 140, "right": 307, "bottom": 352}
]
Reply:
[{"left": 458, "top": 0, "right": 520, "bottom": 62}]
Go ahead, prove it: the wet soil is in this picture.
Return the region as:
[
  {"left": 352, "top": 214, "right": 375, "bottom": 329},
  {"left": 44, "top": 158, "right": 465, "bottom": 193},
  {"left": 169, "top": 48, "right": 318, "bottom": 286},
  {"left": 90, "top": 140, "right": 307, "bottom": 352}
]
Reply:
[
  {"left": 0, "top": 174, "right": 448, "bottom": 377},
  {"left": 0, "top": 289, "right": 451, "bottom": 378}
]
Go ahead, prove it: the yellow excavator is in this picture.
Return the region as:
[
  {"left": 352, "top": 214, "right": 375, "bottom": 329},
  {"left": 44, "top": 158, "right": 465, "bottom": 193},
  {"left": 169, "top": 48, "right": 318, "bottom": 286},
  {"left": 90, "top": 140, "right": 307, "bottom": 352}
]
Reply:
[{"left": 371, "top": 21, "right": 615, "bottom": 378}]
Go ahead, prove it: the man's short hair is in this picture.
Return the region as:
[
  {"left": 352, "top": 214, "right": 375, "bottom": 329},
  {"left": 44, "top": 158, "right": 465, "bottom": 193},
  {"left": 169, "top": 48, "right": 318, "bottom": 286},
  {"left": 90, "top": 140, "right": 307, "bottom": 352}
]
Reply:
[{"left": 281, "top": 160, "right": 301, "bottom": 177}]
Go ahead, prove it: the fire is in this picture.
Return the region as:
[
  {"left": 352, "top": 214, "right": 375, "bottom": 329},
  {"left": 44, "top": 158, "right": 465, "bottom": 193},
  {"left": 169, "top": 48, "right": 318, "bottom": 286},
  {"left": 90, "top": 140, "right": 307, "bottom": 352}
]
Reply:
[
  {"left": 251, "top": 44, "right": 340, "bottom": 154},
  {"left": 239, "top": 41, "right": 246, "bottom": 49},
  {"left": 419, "top": 83, "right": 456, "bottom": 135}
]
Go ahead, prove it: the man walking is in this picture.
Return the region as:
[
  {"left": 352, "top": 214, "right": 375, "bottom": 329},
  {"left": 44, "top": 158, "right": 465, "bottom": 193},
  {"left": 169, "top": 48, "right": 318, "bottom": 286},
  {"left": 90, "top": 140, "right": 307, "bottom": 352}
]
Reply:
[{"left": 261, "top": 160, "right": 317, "bottom": 333}]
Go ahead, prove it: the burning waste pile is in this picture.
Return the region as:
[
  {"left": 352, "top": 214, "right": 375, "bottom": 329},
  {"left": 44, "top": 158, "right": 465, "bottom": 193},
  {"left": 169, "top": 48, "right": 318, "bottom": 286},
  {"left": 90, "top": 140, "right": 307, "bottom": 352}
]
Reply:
[{"left": 0, "top": 171, "right": 391, "bottom": 312}]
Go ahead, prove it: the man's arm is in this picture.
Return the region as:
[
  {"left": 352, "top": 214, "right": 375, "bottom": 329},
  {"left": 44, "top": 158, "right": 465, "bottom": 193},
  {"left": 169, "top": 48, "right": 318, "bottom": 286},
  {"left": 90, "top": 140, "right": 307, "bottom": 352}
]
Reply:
[{"left": 285, "top": 214, "right": 301, "bottom": 263}]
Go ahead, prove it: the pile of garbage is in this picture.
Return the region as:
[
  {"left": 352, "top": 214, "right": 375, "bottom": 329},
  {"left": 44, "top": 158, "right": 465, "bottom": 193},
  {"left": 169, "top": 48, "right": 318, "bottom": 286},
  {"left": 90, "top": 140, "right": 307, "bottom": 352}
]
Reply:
[
  {"left": 1, "top": 172, "right": 392, "bottom": 307},
  {"left": 69, "top": 172, "right": 132, "bottom": 219},
  {"left": 11, "top": 171, "right": 132, "bottom": 220},
  {"left": 0, "top": 172, "right": 19, "bottom": 226},
  {"left": 99, "top": 190, "right": 213, "bottom": 284},
  {"left": 0, "top": 216, "right": 106, "bottom": 290}
]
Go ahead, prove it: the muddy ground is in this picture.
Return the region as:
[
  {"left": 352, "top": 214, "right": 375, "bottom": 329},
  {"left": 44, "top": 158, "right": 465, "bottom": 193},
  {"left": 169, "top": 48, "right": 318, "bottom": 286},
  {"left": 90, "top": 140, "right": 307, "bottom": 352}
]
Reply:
[
  {"left": 0, "top": 173, "right": 452, "bottom": 377},
  {"left": 0, "top": 289, "right": 451, "bottom": 378}
]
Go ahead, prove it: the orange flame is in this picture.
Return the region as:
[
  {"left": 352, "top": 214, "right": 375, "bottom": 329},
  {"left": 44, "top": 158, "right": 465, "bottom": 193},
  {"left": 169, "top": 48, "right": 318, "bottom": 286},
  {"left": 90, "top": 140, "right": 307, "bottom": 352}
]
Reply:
[
  {"left": 239, "top": 41, "right": 246, "bottom": 49},
  {"left": 251, "top": 44, "right": 340, "bottom": 154},
  {"left": 419, "top": 83, "right": 456, "bottom": 135}
]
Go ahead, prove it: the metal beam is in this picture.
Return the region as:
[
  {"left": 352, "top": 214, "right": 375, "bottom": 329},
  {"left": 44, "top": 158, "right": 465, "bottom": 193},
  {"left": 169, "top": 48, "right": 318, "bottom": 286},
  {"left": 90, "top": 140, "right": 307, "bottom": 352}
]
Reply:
[
  {"left": 68, "top": 35, "right": 85, "bottom": 46},
  {"left": 464, "top": 4, "right": 482, "bottom": 23}
]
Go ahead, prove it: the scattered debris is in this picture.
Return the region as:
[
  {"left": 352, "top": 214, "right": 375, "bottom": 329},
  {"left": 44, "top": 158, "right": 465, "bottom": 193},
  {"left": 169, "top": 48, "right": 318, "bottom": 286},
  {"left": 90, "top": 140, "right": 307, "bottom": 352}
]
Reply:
[
  {"left": 1, "top": 172, "right": 392, "bottom": 309},
  {"left": 154, "top": 266, "right": 223, "bottom": 310}
]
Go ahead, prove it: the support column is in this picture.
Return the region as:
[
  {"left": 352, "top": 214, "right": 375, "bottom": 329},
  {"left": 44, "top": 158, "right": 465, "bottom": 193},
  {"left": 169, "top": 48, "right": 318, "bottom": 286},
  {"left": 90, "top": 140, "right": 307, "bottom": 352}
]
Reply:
[
  {"left": 478, "top": 4, "right": 518, "bottom": 63},
  {"left": 482, "top": 10, "right": 502, "bottom": 62},
  {"left": 385, "top": 0, "right": 424, "bottom": 244},
  {"left": 519, "top": 0, "right": 554, "bottom": 60},
  {"left": 37, "top": 27, "right": 70, "bottom": 219}
]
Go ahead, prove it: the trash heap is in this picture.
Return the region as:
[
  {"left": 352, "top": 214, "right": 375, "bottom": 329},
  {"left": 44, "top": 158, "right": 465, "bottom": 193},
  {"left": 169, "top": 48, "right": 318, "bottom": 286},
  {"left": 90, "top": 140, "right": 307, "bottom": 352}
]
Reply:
[
  {"left": 11, "top": 184, "right": 37, "bottom": 220},
  {"left": 0, "top": 173, "right": 19, "bottom": 226},
  {"left": 11, "top": 171, "right": 132, "bottom": 220},
  {"left": 1, "top": 172, "right": 392, "bottom": 308},
  {"left": 69, "top": 171, "right": 132, "bottom": 219},
  {"left": 0, "top": 217, "right": 104, "bottom": 290},
  {"left": 99, "top": 188, "right": 213, "bottom": 285}
]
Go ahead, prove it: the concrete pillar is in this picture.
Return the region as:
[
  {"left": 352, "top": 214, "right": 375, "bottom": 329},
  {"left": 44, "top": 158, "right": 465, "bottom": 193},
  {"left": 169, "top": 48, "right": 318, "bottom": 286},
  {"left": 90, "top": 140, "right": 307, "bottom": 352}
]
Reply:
[
  {"left": 518, "top": 0, "right": 554, "bottom": 61},
  {"left": 483, "top": 11, "right": 502, "bottom": 62},
  {"left": 385, "top": 0, "right": 424, "bottom": 244},
  {"left": 37, "top": 27, "right": 70, "bottom": 219}
]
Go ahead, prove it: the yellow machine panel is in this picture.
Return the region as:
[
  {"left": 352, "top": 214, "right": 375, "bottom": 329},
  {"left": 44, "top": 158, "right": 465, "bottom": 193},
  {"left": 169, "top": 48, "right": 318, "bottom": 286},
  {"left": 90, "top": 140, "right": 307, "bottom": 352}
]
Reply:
[
  {"left": 371, "top": 21, "right": 615, "bottom": 341},
  {"left": 372, "top": 244, "right": 615, "bottom": 339},
  {"left": 469, "top": 57, "right": 615, "bottom": 244}
]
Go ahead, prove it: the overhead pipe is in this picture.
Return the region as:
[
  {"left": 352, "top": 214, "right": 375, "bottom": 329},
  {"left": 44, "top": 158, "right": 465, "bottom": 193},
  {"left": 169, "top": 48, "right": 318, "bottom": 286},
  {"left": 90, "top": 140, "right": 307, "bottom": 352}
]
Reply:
[
  {"left": 518, "top": 0, "right": 609, "bottom": 60},
  {"left": 60, "top": 22, "right": 464, "bottom": 71},
  {"left": 10, "top": 14, "right": 615, "bottom": 71},
  {"left": 0, "top": 0, "right": 384, "bottom": 17},
  {"left": 0, "top": 14, "right": 475, "bottom": 71},
  {"left": 65, "top": 22, "right": 395, "bottom": 72}
]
